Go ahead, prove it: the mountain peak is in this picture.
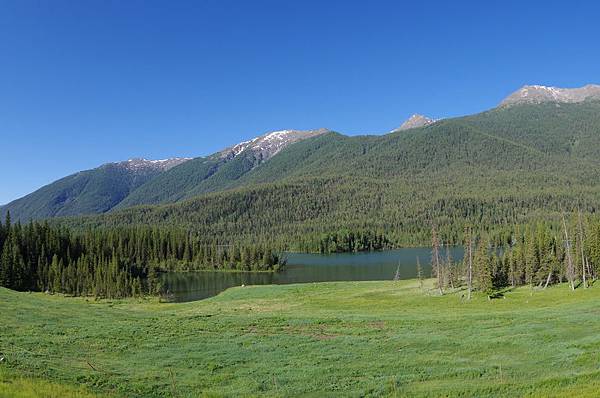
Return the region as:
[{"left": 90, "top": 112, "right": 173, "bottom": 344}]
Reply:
[
  {"left": 393, "top": 114, "right": 436, "bottom": 132},
  {"left": 221, "top": 128, "right": 330, "bottom": 159},
  {"left": 500, "top": 84, "right": 600, "bottom": 107}
]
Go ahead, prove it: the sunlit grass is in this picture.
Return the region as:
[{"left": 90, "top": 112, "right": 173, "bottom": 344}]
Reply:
[
  {"left": 0, "top": 368, "right": 98, "bottom": 398},
  {"left": 1, "top": 280, "right": 600, "bottom": 397}
]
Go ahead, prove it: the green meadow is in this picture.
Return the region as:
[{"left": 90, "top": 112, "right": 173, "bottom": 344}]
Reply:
[{"left": 1, "top": 280, "right": 600, "bottom": 397}]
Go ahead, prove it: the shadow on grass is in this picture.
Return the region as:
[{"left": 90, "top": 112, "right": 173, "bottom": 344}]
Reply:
[{"left": 489, "top": 286, "right": 517, "bottom": 299}]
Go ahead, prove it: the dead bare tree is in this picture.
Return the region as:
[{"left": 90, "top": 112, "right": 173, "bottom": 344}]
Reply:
[
  {"left": 578, "top": 209, "right": 587, "bottom": 288},
  {"left": 562, "top": 211, "right": 576, "bottom": 291},
  {"left": 464, "top": 226, "right": 473, "bottom": 300},
  {"left": 543, "top": 266, "right": 553, "bottom": 289},
  {"left": 586, "top": 256, "right": 594, "bottom": 282},
  {"left": 445, "top": 243, "right": 455, "bottom": 289},
  {"left": 431, "top": 225, "right": 443, "bottom": 295},
  {"left": 416, "top": 256, "right": 423, "bottom": 290}
]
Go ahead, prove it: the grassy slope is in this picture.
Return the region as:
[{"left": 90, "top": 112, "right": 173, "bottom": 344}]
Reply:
[{"left": 2, "top": 281, "right": 600, "bottom": 397}]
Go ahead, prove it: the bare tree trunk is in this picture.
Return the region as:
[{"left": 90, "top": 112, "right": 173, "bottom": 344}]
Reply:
[
  {"left": 562, "top": 211, "right": 576, "bottom": 291},
  {"left": 543, "top": 270, "right": 552, "bottom": 289},
  {"left": 445, "top": 243, "right": 454, "bottom": 289},
  {"left": 432, "top": 225, "right": 443, "bottom": 295},
  {"left": 394, "top": 262, "right": 401, "bottom": 281},
  {"left": 585, "top": 257, "right": 594, "bottom": 282},
  {"left": 416, "top": 256, "right": 423, "bottom": 290},
  {"left": 467, "top": 229, "right": 473, "bottom": 300},
  {"left": 578, "top": 209, "right": 587, "bottom": 288}
]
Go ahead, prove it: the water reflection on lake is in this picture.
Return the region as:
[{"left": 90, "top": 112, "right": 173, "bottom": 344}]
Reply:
[{"left": 161, "top": 247, "right": 464, "bottom": 302}]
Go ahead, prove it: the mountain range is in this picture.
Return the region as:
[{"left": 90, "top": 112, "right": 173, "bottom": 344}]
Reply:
[
  {"left": 1, "top": 129, "right": 333, "bottom": 221},
  {"left": 3, "top": 83, "right": 600, "bottom": 247}
]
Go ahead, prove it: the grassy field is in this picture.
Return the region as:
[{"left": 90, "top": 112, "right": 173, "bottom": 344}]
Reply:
[{"left": 1, "top": 280, "right": 600, "bottom": 397}]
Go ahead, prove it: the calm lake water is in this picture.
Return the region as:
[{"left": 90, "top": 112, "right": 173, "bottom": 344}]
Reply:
[{"left": 161, "top": 247, "right": 464, "bottom": 302}]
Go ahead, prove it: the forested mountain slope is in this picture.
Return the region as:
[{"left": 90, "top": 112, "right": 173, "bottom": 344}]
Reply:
[
  {"left": 63, "top": 101, "right": 600, "bottom": 249},
  {"left": 115, "top": 129, "right": 328, "bottom": 208},
  {"left": 1, "top": 130, "right": 327, "bottom": 221},
  {"left": 0, "top": 158, "right": 188, "bottom": 222}
]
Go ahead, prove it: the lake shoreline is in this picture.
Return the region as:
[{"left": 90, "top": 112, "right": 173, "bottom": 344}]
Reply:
[{"left": 161, "top": 247, "right": 464, "bottom": 302}]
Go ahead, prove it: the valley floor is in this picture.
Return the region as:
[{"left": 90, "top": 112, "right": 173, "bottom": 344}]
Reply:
[{"left": 1, "top": 280, "right": 600, "bottom": 397}]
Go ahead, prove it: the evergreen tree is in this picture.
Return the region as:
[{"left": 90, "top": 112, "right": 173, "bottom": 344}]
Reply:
[{"left": 473, "top": 236, "right": 494, "bottom": 295}]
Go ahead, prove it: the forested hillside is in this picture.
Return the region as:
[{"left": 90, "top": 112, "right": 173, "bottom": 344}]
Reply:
[
  {"left": 114, "top": 149, "right": 265, "bottom": 208},
  {"left": 0, "top": 158, "right": 188, "bottom": 222},
  {"left": 0, "top": 213, "right": 284, "bottom": 298},
  {"left": 62, "top": 101, "right": 600, "bottom": 250},
  {"left": 1, "top": 130, "right": 326, "bottom": 221},
  {"left": 115, "top": 129, "right": 329, "bottom": 208}
]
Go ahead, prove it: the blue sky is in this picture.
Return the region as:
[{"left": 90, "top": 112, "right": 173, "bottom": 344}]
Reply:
[{"left": 1, "top": 0, "right": 600, "bottom": 204}]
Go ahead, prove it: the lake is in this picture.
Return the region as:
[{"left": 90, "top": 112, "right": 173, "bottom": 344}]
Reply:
[{"left": 161, "top": 246, "right": 464, "bottom": 302}]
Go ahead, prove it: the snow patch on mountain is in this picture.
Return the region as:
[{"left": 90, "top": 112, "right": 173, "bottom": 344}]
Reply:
[
  {"left": 221, "top": 128, "right": 330, "bottom": 160},
  {"left": 111, "top": 157, "right": 192, "bottom": 172},
  {"left": 392, "top": 114, "right": 437, "bottom": 132},
  {"left": 500, "top": 84, "right": 600, "bottom": 106}
]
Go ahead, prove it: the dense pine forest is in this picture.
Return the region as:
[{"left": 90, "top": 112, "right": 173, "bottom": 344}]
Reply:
[
  {"left": 3, "top": 207, "right": 600, "bottom": 298},
  {"left": 430, "top": 212, "right": 600, "bottom": 296},
  {"left": 0, "top": 213, "right": 284, "bottom": 298}
]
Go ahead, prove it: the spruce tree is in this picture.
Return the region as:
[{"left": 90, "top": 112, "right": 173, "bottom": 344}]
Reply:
[{"left": 474, "top": 236, "right": 494, "bottom": 295}]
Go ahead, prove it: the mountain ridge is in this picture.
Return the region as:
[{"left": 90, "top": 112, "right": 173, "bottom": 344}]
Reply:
[
  {"left": 392, "top": 114, "right": 437, "bottom": 132},
  {"left": 1, "top": 129, "right": 330, "bottom": 220},
  {"left": 500, "top": 84, "right": 600, "bottom": 106},
  {"left": 61, "top": 99, "right": 600, "bottom": 249},
  {"left": 0, "top": 157, "right": 189, "bottom": 221},
  {"left": 5, "top": 84, "right": 600, "bottom": 225}
]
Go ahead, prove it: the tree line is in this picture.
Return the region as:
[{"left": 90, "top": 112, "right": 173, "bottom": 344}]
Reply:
[
  {"left": 4, "top": 208, "right": 600, "bottom": 299},
  {"left": 0, "top": 213, "right": 285, "bottom": 298},
  {"left": 430, "top": 211, "right": 600, "bottom": 297}
]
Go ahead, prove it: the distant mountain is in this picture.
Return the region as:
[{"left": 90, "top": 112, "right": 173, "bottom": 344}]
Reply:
[
  {"left": 66, "top": 99, "right": 600, "bottom": 249},
  {"left": 115, "top": 129, "right": 329, "bottom": 208},
  {"left": 500, "top": 84, "right": 600, "bottom": 106},
  {"left": 9, "top": 83, "right": 600, "bottom": 245},
  {"left": 0, "top": 158, "right": 189, "bottom": 222},
  {"left": 392, "top": 114, "right": 437, "bottom": 132},
  {"left": 2, "top": 129, "right": 329, "bottom": 221}
]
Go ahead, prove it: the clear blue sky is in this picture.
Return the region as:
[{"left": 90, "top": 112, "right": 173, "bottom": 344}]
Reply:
[{"left": 2, "top": 0, "right": 600, "bottom": 205}]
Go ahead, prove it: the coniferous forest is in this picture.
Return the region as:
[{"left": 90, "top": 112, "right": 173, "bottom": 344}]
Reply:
[
  {"left": 0, "top": 212, "right": 284, "bottom": 298},
  {"left": 3, "top": 206, "right": 600, "bottom": 297},
  {"left": 429, "top": 212, "right": 600, "bottom": 297}
]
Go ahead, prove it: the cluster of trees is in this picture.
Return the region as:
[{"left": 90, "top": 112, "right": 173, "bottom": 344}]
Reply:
[
  {"left": 299, "top": 230, "right": 393, "bottom": 254},
  {"left": 0, "top": 213, "right": 285, "bottom": 298},
  {"left": 431, "top": 212, "right": 600, "bottom": 297}
]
